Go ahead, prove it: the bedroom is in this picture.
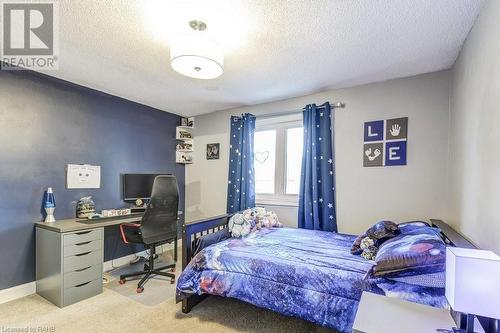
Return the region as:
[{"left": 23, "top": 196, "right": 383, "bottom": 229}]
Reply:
[{"left": 0, "top": 0, "right": 499, "bottom": 332}]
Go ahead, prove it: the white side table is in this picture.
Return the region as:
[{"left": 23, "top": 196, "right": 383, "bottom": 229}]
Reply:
[{"left": 353, "top": 291, "right": 457, "bottom": 333}]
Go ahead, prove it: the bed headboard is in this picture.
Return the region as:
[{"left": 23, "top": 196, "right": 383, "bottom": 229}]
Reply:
[
  {"left": 430, "top": 219, "right": 476, "bottom": 249},
  {"left": 181, "top": 214, "right": 231, "bottom": 270}
]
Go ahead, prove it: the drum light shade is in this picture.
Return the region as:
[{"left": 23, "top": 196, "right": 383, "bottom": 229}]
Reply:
[
  {"left": 170, "top": 33, "right": 224, "bottom": 79},
  {"left": 446, "top": 247, "right": 500, "bottom": 320}
]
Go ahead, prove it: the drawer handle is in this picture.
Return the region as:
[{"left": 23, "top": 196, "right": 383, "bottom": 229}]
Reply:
[
  {"left": 74, "top": 281, "right": 91, "bottom": 288},
  {"left": 75, "top": 241, "right": 91, "bottom": 246},
  {"left": 75, "top": 231, "right": 92, "bottom": 235},
  {"left": 75, "top": 251, "right": 91, "bottom": 257},
  {"left": 74, "top": 266, "right": 91, "bottom": 272}
]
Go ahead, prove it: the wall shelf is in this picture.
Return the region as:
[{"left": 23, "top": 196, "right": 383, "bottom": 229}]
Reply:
[{"left": 176, "top": 124, "right": 194, "bottom": 164}]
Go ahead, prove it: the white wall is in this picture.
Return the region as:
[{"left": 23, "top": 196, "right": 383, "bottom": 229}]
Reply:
[
  {"left": 448, "top": 0, "right": 500, "bottom": 253},
  {"left": 186, "top": 71, "right": 451, "bottom": 234}
]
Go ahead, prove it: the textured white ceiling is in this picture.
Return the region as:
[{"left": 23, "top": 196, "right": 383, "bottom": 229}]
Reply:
[{"left": 41, "top": 0, "right": 483, "bottom": 116}]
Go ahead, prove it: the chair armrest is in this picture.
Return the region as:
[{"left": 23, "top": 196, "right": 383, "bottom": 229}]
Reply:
[{"left": 119, "top": 223, "right": 140, "bottom": 244}]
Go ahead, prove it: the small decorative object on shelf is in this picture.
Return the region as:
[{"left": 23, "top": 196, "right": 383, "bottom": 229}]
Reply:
[
  {"left": 180, "top": 117, "right": 195, "bottom": 128},
  {"left": 43, "top": 187, "right": 56, "bottom": 223},
  {"left": 76, "top": 196, "right": 96, "bottom": 218},
  {"left": 176, "top": 151, "right": 193, "bottom": 164},
  {"left": 176, "top": 120, "right": 194, "bottom": 164},
  {"left": 176, "top": 142, "right": 193, "bottom": 152},
  {"left": 179, "top": 130, "right": 192, "bottom": 139}
]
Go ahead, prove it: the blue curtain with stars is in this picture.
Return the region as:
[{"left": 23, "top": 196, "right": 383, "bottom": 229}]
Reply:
[
  {"left": 298, "top": 102, "right": 337, "bottom": 231},
  {"left": 227, "top": 113, "right": 256, "bottom": 213}
]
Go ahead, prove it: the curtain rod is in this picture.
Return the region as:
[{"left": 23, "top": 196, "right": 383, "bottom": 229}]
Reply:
[{"left": 255, "top": 102, "right": 346, "bottom": 120}]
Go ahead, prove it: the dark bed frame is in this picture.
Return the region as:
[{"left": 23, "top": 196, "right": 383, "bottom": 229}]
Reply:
[
  {"left": 176, "top": 216, "right": 498, "bottom": 333},
  {"left": 176, "top": 214, "right": 232, "bottom": 313}
]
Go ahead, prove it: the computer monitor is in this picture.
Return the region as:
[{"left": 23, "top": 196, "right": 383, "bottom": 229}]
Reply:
[{"left": 122, "top": 173, "right": 169, "bottom": 202}]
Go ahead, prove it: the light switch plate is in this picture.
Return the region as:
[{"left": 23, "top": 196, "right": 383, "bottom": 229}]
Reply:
[{"left": 66, "top": 164, "right": 101, "bottom": 189}]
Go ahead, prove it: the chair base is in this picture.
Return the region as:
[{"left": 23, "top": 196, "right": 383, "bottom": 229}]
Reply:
[{"left": 119, "top": 245, "right": 176, "bottom": 292}]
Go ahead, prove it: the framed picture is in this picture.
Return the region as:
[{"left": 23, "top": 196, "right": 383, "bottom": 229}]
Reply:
[
  {"left": 206, "top": 143, "right": 220, "bottom": 160},
  {"left": 187, "top": 117, "right": 194, "bottom": 127},
  {"left": 363, "top": 117, "right": 408, "bottom": 167},
  {"left": 180, "top": 117, "right": 188, "bottom": 126}
]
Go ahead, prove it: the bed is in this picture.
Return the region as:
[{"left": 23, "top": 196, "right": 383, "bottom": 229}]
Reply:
[{"left": 176, "top": 216, "right": 476, "bottom": 333}]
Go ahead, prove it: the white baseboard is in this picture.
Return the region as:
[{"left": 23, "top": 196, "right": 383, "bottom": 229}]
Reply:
[
  {"left": 0, "top": 282, "right": 36, "bottom": 305},
  {"left": 103, "top": 251, "right": 146, "bottom": 272}
]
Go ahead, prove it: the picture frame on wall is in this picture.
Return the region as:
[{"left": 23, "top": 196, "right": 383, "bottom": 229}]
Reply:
[
  {"left": 187, "top": 117, "right": 194, "bottom": 127},
  {"left": 206, "top": 143, "right": 220, "bottom": 160},
  {"left": 363, "top": 117, "right": 408, "bottom": 167},
  {"left": 180, "top": 117, "right": 188, "bottom": 126}
]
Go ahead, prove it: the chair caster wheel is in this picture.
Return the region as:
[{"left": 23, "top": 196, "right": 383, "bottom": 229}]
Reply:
[
  {"left": 136, "top": 287, "right": 144, "bottom": 293},
  {"left": 119, "top": 279, "right": 126, "bottom": 285},
  {"left": 170, "top": 279, "right": 175, "bottom": 284}
]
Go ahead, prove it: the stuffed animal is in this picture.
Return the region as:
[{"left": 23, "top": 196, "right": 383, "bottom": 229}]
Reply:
[
  {"left": 261, "top": 211, "right": 282, "bottom": 228},
  {"left": 351, "top": 220, "right": 399, "bottom": 255},
  {"left": 231, "top": 207, "right": 282, "bottom": 236},
  {"left": 242, "top": 209, "right": 257, "bottom": 229},
  {"left": 359, "top": 237, "right": 378, "bottom": 260},
  {"left": 228, "top": 213, "right": 252, "bottom": 238}
]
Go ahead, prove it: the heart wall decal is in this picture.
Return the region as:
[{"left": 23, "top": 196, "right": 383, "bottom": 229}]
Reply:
[{"left": 254, "top": 151, "right": 269, "bottom": 164}]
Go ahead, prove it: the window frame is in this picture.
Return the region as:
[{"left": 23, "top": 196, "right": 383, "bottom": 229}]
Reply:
[{"left": 254, "top": 114, "right": 303, "bottom": 207}]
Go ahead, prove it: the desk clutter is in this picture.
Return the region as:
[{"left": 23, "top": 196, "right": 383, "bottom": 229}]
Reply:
[
  {"left": 101, "top": 208, "right": 132, "bottom": 218},
  {"left": 76, "top": 196, "right": 96, "bottom": 218},
  {"left": 75, "top": 196, "right": 135, "bottom": 219}
]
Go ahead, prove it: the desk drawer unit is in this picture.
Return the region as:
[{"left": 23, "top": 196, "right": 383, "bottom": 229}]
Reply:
[{"left": 36, "top": 227, "right": 104, "bottom": 307}]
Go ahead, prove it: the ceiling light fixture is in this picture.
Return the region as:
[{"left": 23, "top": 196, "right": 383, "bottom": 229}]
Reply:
[{"left": 170, "top": 20, "right": 224, "bottom": 80}]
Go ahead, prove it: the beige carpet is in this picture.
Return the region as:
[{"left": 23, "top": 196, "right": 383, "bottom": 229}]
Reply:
[{"left": 0, "top": 258, "right": 337, "bottom": 333}]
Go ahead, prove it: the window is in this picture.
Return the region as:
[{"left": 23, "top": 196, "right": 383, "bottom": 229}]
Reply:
[
  {"left": 254, "top": 130, "right": 276, "bottom": 194},
  {"left": 254, "top": 115, "right": 303, "bottom": 205}
]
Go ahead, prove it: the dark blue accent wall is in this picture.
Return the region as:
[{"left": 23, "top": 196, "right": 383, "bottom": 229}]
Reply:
[{"left": 0, "top": 69, "right": 185, "bottom": 290}]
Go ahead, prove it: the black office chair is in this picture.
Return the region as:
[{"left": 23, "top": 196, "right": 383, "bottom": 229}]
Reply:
[{"left": 118, "top": 175, "right": 179, "bottom": 293}]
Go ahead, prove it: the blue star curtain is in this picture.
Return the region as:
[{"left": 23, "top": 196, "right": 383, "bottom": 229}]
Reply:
[
  {"left": 227, "top": 113, "right": 256, "bottom": 213},
  {"left": 298, "top": 102, "right": 337, "bottom": 231}
]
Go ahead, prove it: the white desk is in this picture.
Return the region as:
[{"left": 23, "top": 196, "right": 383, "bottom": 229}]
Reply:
[{"left": 353, "top": 292, "right": 456, "bottom": 333}]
